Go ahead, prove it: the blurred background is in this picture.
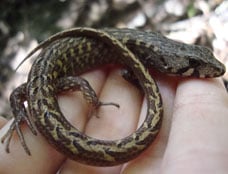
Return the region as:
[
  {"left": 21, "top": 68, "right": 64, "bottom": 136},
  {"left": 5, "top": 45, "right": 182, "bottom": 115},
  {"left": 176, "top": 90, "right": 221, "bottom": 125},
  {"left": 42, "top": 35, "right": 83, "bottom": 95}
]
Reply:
[{"left": 0, "top": 0, "right": 227, "bottom": 117}]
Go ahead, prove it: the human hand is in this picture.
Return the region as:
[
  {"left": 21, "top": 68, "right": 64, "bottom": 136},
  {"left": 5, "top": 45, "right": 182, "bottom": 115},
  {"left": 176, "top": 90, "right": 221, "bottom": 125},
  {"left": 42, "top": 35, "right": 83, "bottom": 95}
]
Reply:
[{"left": 0, "top": 67, "right": 227, "bottom": 174}]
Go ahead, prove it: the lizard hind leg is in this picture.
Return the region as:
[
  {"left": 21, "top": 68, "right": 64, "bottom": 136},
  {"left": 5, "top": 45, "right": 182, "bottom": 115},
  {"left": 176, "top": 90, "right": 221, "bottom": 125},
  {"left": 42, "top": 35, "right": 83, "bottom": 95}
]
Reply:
[
  {"left": 56, "top": 76, "right": 120, "bottom": 117},
  {"left": 1, "top": 83, "right": 37, "bottom": 155}
]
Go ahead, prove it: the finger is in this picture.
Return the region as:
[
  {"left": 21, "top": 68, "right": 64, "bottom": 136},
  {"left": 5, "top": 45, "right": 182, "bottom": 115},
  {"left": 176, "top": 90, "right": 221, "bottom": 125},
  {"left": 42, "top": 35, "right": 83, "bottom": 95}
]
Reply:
[
  {"left": 161, "top": 78, "right": 228, "bottom": 173},
  {"left": 122, "top": 72, "right": 178, "bottom": 174},
  {"left": 0, "top": 117, "right": 66, "bottom": 173},
  {"left": 60, "top": 67, "right": 143, "bottom": 173},
  {"left": 0, "top": 69, "right": 107, "bottom": 173}
]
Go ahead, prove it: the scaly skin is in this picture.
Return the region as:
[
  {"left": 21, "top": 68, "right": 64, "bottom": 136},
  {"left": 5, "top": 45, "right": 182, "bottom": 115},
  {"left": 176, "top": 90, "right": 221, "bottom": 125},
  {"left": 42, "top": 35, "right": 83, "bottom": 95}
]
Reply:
[{"left": 1, "top": 28, "right": 225, "bottom": 166}]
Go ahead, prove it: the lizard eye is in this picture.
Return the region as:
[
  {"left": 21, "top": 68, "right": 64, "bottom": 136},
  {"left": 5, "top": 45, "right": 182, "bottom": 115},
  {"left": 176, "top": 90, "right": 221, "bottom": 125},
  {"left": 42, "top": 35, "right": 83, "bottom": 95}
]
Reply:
[{"left": 189, "top": 59, "right": 201, "bottom": 67}]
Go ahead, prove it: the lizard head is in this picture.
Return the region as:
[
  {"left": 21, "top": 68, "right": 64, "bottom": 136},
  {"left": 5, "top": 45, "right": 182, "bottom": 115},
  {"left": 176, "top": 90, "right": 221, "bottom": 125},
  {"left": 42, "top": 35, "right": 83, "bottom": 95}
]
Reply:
[
  {"left": 151, "top": 38, "right": 226, "bottom": 78},
  {"left": 172, "top": 44, "right": 225, "bottom": 78}
]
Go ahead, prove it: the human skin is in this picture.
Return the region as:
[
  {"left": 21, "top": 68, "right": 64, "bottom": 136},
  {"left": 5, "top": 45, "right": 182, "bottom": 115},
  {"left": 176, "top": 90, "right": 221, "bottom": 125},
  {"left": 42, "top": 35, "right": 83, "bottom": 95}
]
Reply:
[{"left": 0, "top": 67, "right": 228, "bottom": 174}]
